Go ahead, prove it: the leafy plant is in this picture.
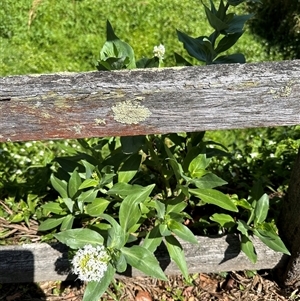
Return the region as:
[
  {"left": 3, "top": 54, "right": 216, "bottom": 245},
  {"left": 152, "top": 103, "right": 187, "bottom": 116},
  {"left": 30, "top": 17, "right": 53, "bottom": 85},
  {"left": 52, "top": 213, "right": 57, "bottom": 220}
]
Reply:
[{"left": 177, "top": 0, "right": 261, "bottom": 65}]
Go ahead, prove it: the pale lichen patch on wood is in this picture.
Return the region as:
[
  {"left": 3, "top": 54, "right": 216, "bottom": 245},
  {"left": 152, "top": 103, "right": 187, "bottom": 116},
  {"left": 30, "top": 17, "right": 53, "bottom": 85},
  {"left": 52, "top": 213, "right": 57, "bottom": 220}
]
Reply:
[
  {"left": 269, "top": 79, "right": 296, "bottom": 99},
  {"left": 72, "top": 124, "right": 83, "bottom": 134},
  {"left": 95, "top": 118, "right": 106, "bottom": 125},
  {"left": 111, "top": 100, "right": 151, "bottom": 125}
]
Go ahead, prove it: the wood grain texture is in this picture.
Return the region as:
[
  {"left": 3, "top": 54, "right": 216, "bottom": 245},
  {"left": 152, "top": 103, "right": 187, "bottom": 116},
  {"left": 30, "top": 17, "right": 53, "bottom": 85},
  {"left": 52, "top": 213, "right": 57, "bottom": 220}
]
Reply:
[
  {"left": 0, "top": 235, "right": 284, "bottom": 283},
  {"left": 0, "top": 60, "right": 299, "bottom": 142}
]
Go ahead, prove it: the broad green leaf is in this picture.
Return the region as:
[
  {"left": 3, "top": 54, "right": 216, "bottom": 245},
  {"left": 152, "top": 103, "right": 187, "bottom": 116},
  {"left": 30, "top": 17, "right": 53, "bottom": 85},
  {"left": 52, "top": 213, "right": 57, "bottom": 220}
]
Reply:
[
  {"left": 213, "top": 53, "right": 245, "bottom": 64},
  {"left": 60, "top": 214, "right": 75, "bottom": 231},
  {"left": 122, "top": 245, "right": 167, "bottom": 280},
  {"left": 120, "top": 136, "right": 145, "bottom": 154},
  {"left": 225, "top": 14, "right": 253, "bottom": 34},
  {"left": 62, "top": 197, "right": 74, "bottom": 213},
  {"left": 86, "top": 198, "right": 110, "bottom": 216},
  {"left": 189, "top": 188, "right": 238, "bottom": 212},
  {"left": 101, "top": 214, "right": 125, "bottom": 249},
  {"left": 78, "top": 179, "right": 99, "bottom": 190},
  {"left": 107, "top": 182, "right": 143, "bottom": 197},
  {"left": 240, "top": 235, "right": 257, "bottom": 263},
  {"left": 227, "top": 0, "right": 246, "bottom": 6},
  {"left": 237, "top": 219, "right": 251, "bottom": 236},
  {"left": 77, "top": 189, "right": 98, "bottom": 204},
  {"left": 188, "top": 154, "right": 211, "bottom": 178},
  {"left": 165, "top": 235, "right": 189, "bottom": 279},
  {"left": 136, "top": 57, "right": 159, "bottom": 68},
  {"left": 98, "top": 20, "right": 135, "bottom": 70},
  {"left": 50, "top": 174, "right": 68, "bottom": 198},
  {"left": 154, "top": 200, "right": 165, "bottom": 219},
  {"left": 166, "top": 194, "right": 187, "bottom": 214},
  {"left": 83, "top": 263, "right": 115, "bottom": 301},
  {"left": 168, "top": 220, "right": 198, "bottom": 244},
  {"left": 215, "top": 31, "right": 244, "bottom": 54},
  {"left": 81, "top": 159, "right": 96, "bottom": 179},
  {"left": 253, "top": 229, "right": 290, "bottom": 255},
  {"left": 254, "top": 193, "right": 269, "bottom": 225},
  {"left": 119, "top": 184, "right": 155, "bottom": 232},
  {"left": 38, "top": 217, "right": 65, "bottom": 231},
  {"left": 142, "top": 225, "right": 163, "bottom": 253},
  {"left": 159, "top": 224, "right": 172, "bottom": 236},
  {"left": 68, "top": 169, "right": 82, "bottom": 199},
  {"left": 115, "top": 252, "right": 127, "bottom": 273},
  {"left": 54, "top": 228, "right": 104, "bottom": 249},
  {"left": 210, "top": 213, "right": 235, "bottom": 227},
  {"left": 41, "top": 202, "right": 65, "bottom": 214},
  {"left": 118, "top": 153, "right": 142, "bottom": 183},
  {"left": 193, "top": 173, "right": 227, "bottom": 189},
  {"left": 174, "top": 52, "right": 193, "bottom": 66},
  {"left": 177, "top": 30, "right": 212, "bottom": 63},
  {"left": 204, "top": 4, "right": 229, "bottom": 32},
  {"left": 236, "top": 199, "right": 252, "bottom": 210}
]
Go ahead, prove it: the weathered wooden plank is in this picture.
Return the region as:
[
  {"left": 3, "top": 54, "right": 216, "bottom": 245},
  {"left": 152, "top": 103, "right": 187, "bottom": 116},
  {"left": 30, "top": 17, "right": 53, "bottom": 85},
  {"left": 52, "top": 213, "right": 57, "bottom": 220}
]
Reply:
[
  {"left": 0, "top": 60, "right": 299, "bottom": 143},
  {"left": 0, "top": 235, "right": 284, "bottom": 283}
]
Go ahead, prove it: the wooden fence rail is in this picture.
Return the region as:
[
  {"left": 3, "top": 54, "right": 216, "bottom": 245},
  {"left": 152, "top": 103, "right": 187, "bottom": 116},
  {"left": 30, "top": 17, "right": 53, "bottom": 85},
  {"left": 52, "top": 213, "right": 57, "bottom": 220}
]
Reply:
[{"left": 0, "top": 60, "right": 300, "bottom": 285}]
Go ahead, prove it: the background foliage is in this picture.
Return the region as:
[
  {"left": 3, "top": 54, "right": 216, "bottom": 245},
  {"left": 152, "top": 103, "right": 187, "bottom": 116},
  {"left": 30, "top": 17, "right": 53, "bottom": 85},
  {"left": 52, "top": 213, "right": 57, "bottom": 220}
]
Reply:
[{"left": 0, "top": 0, "right": 289, "bottom": 76}]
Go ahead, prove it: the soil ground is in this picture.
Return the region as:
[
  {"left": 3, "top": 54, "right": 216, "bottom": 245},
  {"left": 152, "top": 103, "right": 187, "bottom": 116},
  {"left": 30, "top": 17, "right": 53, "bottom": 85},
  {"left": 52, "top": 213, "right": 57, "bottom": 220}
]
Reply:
[{"left": 0, "top": 271, "right": 299, "bottom": 301}]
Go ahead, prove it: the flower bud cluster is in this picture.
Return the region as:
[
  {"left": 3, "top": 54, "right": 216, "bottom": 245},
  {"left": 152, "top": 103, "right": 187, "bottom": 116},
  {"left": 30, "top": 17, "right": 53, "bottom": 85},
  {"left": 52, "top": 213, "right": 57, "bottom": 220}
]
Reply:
[{"left": 72, "top": 244, "right": 110, "bottom": 282}]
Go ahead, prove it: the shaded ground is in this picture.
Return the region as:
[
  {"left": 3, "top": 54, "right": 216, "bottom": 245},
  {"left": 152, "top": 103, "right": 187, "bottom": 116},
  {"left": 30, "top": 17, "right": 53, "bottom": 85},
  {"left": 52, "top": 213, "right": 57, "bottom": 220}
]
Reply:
[{"left": 0, "top": 271, "right": 299, "bottom": 301}]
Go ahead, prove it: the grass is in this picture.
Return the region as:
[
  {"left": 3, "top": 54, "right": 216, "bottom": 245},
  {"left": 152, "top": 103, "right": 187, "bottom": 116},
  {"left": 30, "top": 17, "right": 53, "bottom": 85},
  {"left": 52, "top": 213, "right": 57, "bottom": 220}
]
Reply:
[{"left": 0, "top": 0, "right": 283, "bottom": 76}]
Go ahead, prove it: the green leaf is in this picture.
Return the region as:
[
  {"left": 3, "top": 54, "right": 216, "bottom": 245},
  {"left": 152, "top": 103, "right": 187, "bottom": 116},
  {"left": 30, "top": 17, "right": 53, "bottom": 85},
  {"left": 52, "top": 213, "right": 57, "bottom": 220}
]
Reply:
[
  {"left": 227, "top": 0, "right": 245, "bottom": 6},
  {"left": 78, "top": 179, "right": 99, "bottom": 190},
  {"left": 237, "top": 219, "right": 251, "bottom": 236},
  {"left": 142, "top": 225, "right": 163, "bottom": 253},
  {"left": 225, "top": 14, "right": 253, "bottom": 34},
  {"left": 68, "top": 169, "right": 82, "bottom": 199},
  {"left": 115, "top": 252, "right": 127, "bottom": 273},
  {"left": 210, "top": 213, "right": 235, "bottom": 227},
  {"left": 60, "top": 214, "right": 75, "bottom": 231},
  {"left": 168, "top": 220, "right": 198, "bottom": 244},
  {"left": 174, "top": 52, "right": 193, "bottom": 66},
  {"left": 119, "top": 184, "right": 155, "bottom": 232},
  {"left": 50, "top": 174, "right": 68, "bottom": 198},
  {"left": 77, "top": 189, "right": 98, "bottom": 203},
  {"left": 98, "top": 21, "right": 136, "bottom": 70},
  {"left": 254, "top": 193, "right": 269, "bottom": 225},
  {"left": 136, "top": 57, "right": 159, "bottom": 68},
  {"left": 122, "top": 245, "right": 167, "bottom": 280},
  {"left": 240, "top": 235, "right": 257, "bottom": 263},
  {"left": 154, "top": 200, "right": 165, "bottom": 219},
  {"left": 118, "top": 153, "right": 142, "bottom": 183},
  {"left": 253, "top": 229, "right": 290, "bottom": 255},
  {"left": 166, "top": 194, "right": 187, "bottom": 214},
  {"left": 107, "top": 182, "right": 143, "bottom": 197},
  {"left": 204, "top": 4, "right": 229, "bottom": 32},
  {"left": 41, "top": 202, "right": 65, "bottom": 214},
  {"left": 177, "top": 30, "right": 215, "bottom": 63},
  {"left": 54, "top": 228, "right": 104, "bottom": 249},
  {"left": 38, "top": 217, "right": 65, "bottom": 231},
  {"left": 190, "top": 188, "right": 238, "bottom": 212},
  {"left": 215, "top": 32, "right": 244, "bottom": 54},
  {"left": 101, "top": 214, "right": 125, "bottom": 249},
  {"left": 193, "top": 173, "right": 227, "bottom": 189},
  {"left": 120, "top": 136, "right": 145, "bottom": 154},
  {"left": 188, "top": 154, "right": 211, "bottom": 178},
  {"left": 62, "top": 197, "right": 74, "bottom": 213},
  {"left": 86, "top": 198, "right": 110, "bottom": 216},
  {"left": 213, "top": 53, "right": 245, "bottom": 64},
  {"left": 83, "top": 264, "right": 115, "bottom": 301},
  {"left": 165, "top": 235, "right": 189, "bottom": 279}
]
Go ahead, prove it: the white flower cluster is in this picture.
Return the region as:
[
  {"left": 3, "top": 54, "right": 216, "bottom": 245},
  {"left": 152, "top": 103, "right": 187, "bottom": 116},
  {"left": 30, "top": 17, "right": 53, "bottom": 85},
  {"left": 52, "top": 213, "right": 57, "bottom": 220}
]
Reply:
[
  {"left": 153, "top": 44, "right": 165, "bottom": 60},
  {"left": 72, "top": 244, "right": 110, "bottom": 282}
]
